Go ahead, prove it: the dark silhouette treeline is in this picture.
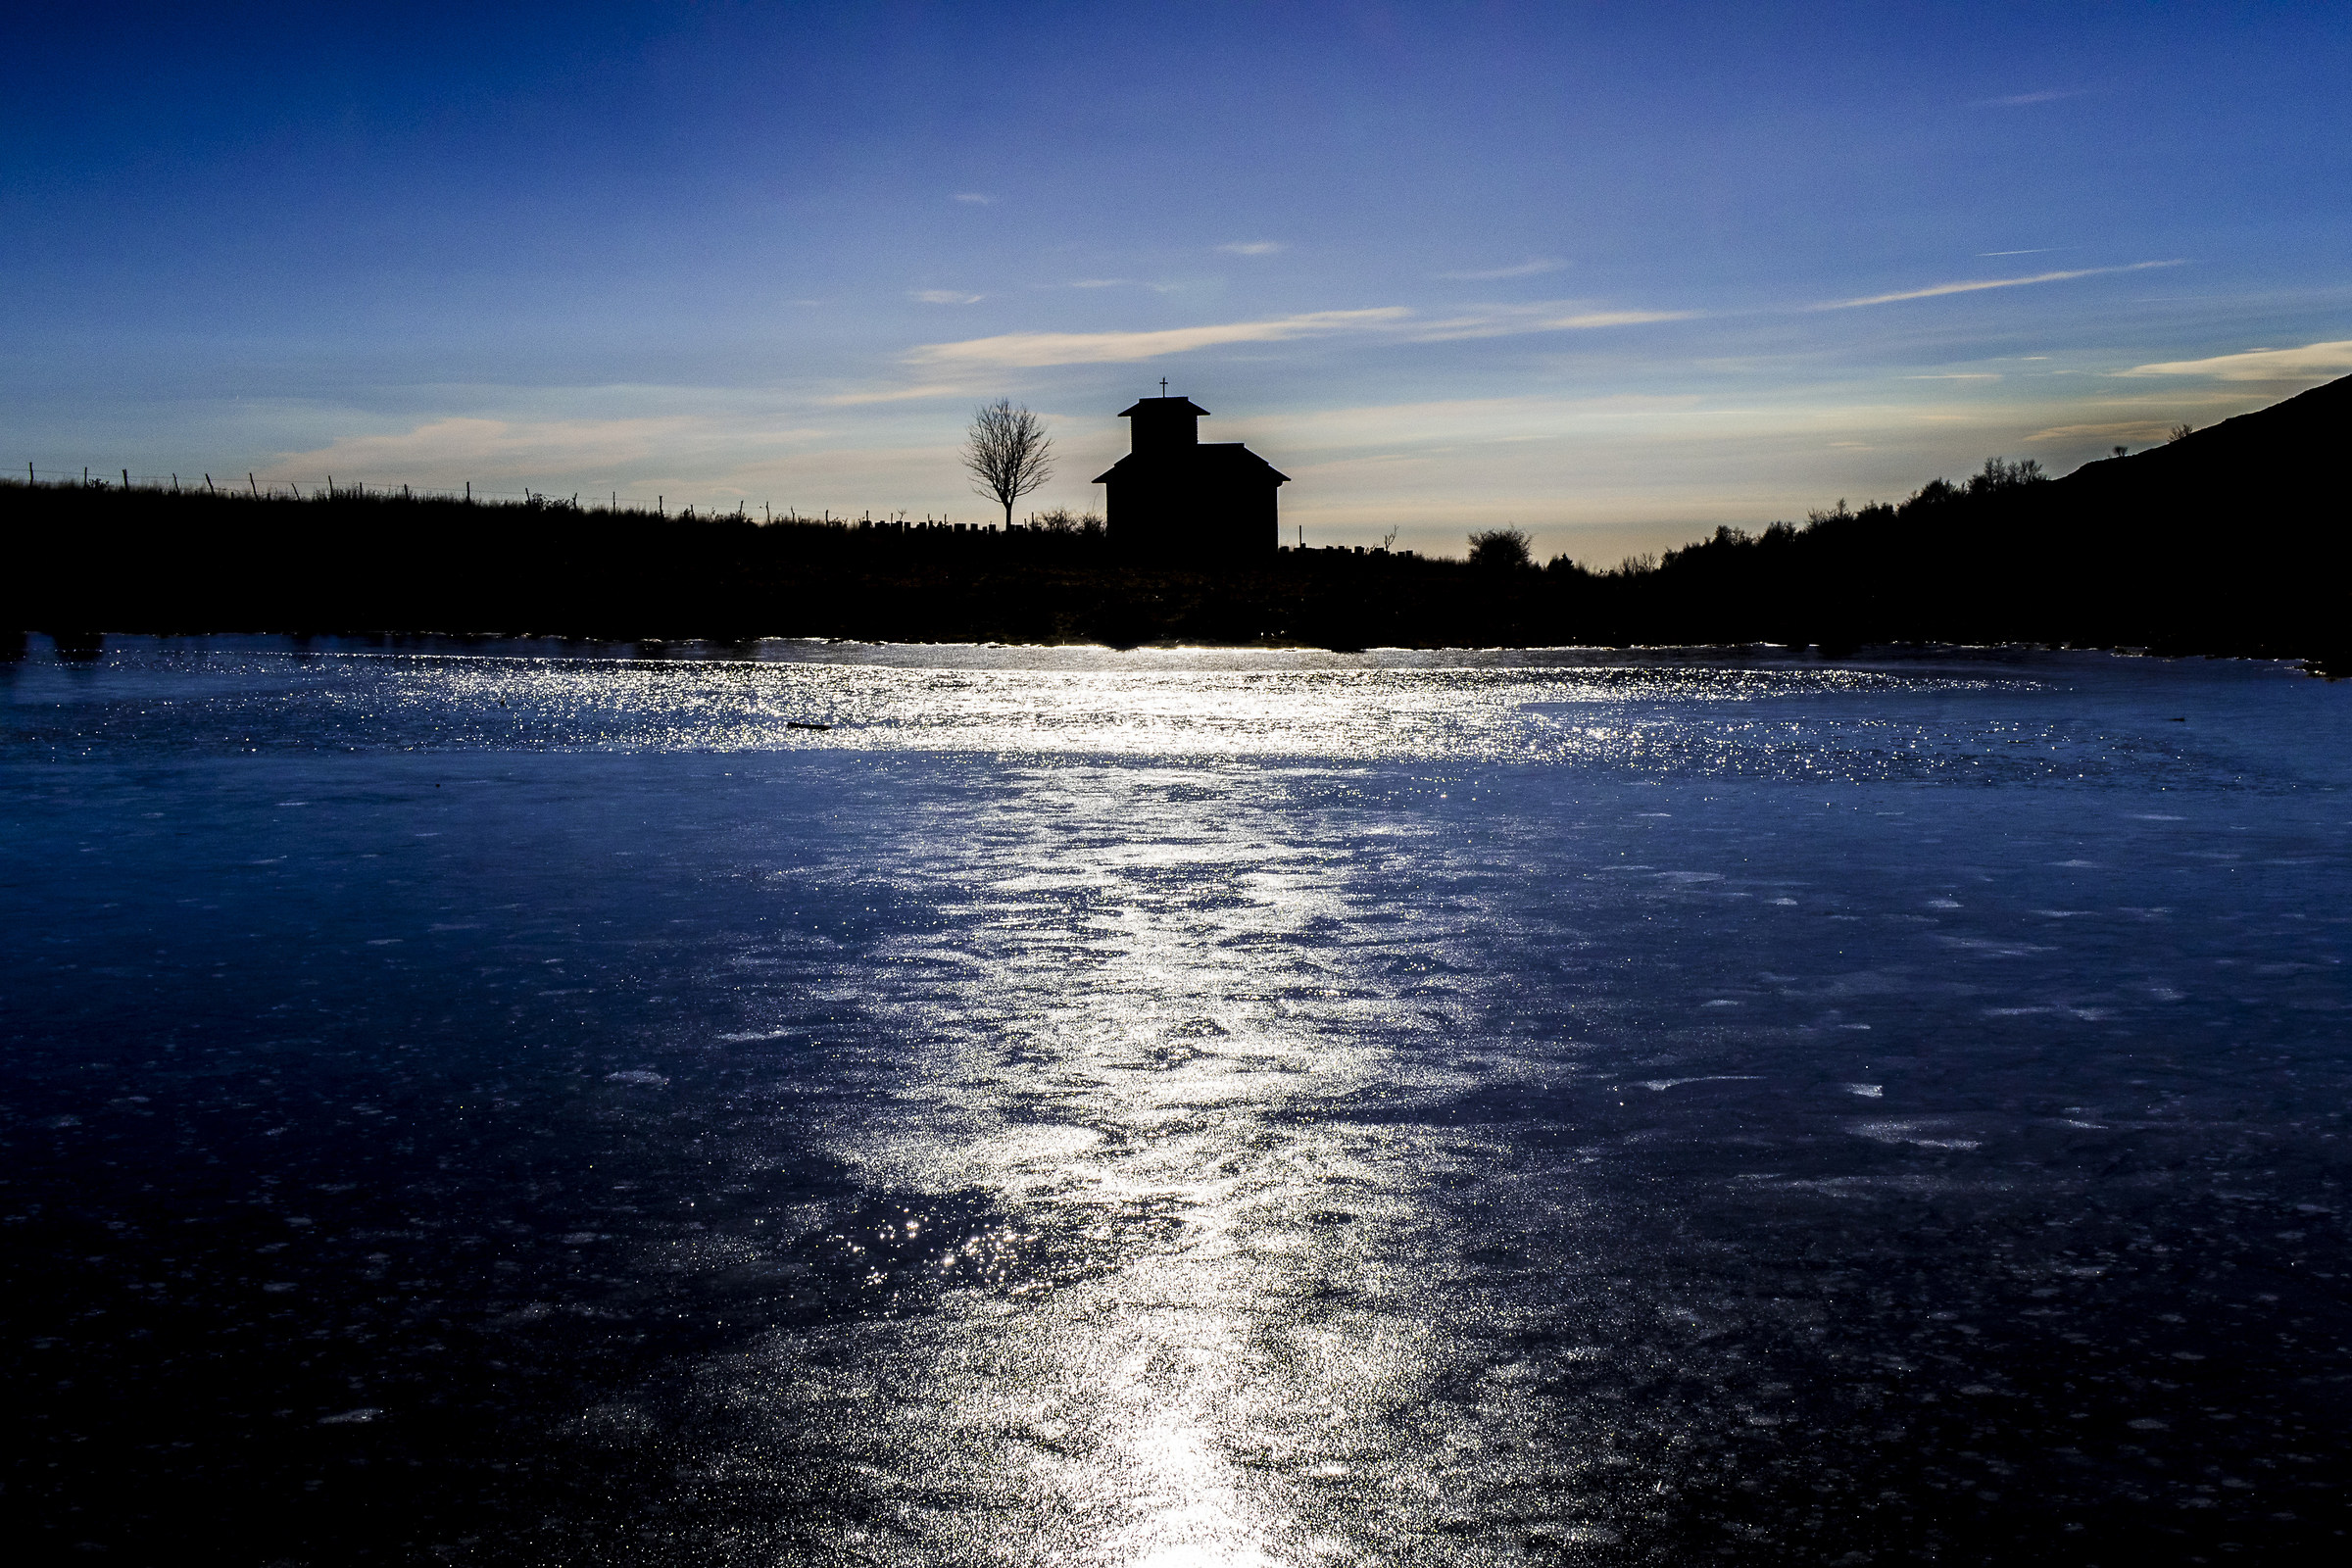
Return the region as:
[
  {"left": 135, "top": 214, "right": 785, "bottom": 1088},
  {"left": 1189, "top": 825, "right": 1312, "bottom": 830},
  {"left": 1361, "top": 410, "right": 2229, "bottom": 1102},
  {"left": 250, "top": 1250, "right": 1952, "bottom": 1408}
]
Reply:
[
  {"left": 1591, "top": 368, "right": 2348, "bottom": 670},
  {"left": 6, "top": 374, "right": 2345, "bottom": 668}
]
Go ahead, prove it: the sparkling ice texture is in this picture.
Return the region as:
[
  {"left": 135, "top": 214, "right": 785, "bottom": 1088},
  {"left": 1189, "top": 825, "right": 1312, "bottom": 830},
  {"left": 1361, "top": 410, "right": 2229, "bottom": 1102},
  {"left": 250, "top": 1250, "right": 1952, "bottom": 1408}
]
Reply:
[{"left": 4, "top": 638, "right": 2348, "bottom": 1564}]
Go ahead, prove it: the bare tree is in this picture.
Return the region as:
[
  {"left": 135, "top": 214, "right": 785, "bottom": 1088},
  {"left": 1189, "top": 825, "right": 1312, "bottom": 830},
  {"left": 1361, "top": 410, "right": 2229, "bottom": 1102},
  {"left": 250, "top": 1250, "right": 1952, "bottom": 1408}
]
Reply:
[
  {"left": 962, "top": 400, "right": 1054, "bottom": 527},
  {"left": 2167, "top": 422, "right": 2195, "bottom": 443}
]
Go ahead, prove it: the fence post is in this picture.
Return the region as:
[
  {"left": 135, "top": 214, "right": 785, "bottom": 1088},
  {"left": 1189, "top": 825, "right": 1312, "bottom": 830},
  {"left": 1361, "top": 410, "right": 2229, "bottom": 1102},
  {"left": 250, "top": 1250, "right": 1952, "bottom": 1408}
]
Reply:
[
  {"left": 249, "top": 473, "right": 258, "bottom": 495},
  {"left": 123, "top": 468, "right": 130, "bottom": 489}
]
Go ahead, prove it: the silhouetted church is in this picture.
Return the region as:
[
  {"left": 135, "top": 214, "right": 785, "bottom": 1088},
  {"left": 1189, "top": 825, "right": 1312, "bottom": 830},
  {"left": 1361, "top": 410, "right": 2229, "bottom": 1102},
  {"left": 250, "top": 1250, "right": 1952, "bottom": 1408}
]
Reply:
[{"left": 1093, "top": 390, "right": 1288, "bottom": 562}]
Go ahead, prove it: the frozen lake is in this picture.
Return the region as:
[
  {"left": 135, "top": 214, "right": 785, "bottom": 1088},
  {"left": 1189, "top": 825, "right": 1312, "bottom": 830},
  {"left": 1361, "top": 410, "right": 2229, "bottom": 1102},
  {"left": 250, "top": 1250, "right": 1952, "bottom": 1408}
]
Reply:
[{"left": 5, "top": 636, "right": 2349, "bottom": 1564}]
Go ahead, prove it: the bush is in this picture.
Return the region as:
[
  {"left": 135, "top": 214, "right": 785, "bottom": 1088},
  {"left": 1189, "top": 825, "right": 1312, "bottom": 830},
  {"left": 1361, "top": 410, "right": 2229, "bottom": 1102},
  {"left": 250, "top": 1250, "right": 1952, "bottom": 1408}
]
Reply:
[
  {"left": 1031, "top": 507, "right": 1104, "bottom": 536},
  {"left": 1967, "top": 457, "right": 2046, "bottom": 495},
  {"left": 1466, "top": 525, "right": 1534, "bottom": 569}
]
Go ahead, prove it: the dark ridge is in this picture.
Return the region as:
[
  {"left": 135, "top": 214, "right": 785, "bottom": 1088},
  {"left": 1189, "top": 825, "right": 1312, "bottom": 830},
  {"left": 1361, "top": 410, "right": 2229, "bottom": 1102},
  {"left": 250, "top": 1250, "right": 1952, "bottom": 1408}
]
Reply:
[
  {"left": 5, "top": 376, "right": 2345, "bottom": 669},
  {"left": 1616, "top": 372, "right": 2349, "bottom": 670}
]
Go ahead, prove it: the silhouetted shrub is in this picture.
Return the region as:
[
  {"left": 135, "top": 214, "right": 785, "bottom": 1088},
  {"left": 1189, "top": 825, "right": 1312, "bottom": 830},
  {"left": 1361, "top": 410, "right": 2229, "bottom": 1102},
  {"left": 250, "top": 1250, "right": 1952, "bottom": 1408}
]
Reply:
[
  {"left": 1967, "top": 457, "right": 2047, "bottom": 495},
  {"left": 1467, "top": 526, "right": 1534, "bottom": 569}
]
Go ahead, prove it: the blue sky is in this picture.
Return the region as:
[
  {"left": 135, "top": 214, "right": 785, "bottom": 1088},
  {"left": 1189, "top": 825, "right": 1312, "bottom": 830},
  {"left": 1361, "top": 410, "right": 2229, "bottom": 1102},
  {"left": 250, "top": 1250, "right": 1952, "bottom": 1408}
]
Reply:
[{"left": 6, "top": 1, "right": 2348, "bottom": 562}]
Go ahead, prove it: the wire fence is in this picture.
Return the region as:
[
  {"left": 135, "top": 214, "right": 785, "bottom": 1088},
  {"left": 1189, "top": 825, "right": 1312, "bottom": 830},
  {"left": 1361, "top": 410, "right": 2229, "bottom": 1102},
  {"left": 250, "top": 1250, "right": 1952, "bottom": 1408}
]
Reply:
[
  {"left": 14, "top": 463, "right": 640, "bottom": 508},
  {"left": 5, "top": 464, "right": 1040, "bottom": 530}
]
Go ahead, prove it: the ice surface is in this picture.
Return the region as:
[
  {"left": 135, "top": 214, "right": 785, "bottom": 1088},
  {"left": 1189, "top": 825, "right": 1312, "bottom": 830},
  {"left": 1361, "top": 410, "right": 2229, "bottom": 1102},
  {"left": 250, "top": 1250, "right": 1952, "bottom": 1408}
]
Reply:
[{"left": 3, "top": 636, "right": 2348, "bottom": 1563}]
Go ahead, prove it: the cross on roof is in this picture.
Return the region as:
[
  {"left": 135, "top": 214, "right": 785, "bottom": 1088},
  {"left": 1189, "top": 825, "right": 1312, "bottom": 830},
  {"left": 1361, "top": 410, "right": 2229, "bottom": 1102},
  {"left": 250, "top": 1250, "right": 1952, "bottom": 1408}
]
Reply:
[{"left": 1159, "top": 378, "right": 1168, "bottom": 395}]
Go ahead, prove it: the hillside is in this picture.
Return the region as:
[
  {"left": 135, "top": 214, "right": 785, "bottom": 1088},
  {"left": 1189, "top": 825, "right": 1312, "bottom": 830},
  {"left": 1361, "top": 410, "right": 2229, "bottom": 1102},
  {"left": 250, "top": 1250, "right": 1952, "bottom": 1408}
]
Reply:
[{"left": 1592, "top": 372, "right": 2349, "bottom": 665}]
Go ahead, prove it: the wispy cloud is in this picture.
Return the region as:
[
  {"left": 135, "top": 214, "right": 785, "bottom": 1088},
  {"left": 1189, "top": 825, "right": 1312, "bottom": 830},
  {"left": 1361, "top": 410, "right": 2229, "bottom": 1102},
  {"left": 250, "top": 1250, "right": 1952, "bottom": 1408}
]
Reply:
[
  {"left": 1906, "top": 372, "right": 2001, "bottom": 380},
  {"left": 1974, "top": 88, "right": 2091, "bottom": 107},
  {"left": 2027, "top": 418, "right": 2188, "bottom": 444},
  {"left": 1978, "top": 248, "right": 2060, "bottom": 257},
  {"left": 1267, "top": 392, "right": 1709, "bottom": 452},
  {"left": 1217, "top": 241, "right": 1285, "bottom": 256},
  {"left": 1812, "top": 260, "right": 2181, "bottom": 310},
  {"left": 1410, "top": 305, "right": 1695, "bottom": 342},
  {"left": 255, "top": 416, "right": 702, "bottom": 483},
  {"left": 2114, "top": 339, "right": 2352, "bottom": 380},
  {"left": 911, "top": 289, "right": 982, "bottom": 305},
  {"left": 824, "top": 383, "right": 973, "bottom": 406},
  {"left": 1438, "top": 258, "right": 1564, "bottom": 280},
  {"left": 952, "top": 192, "right": 993, "bottom": 205},
  {"left": 906, "top": 308, "right": 1408, "bottom": 369},
  {"left": 903, "top": 298, "right": 1691, "bottom": 370},
  {"left": 1047, "top": 277, "right": 1189, "bottom": 292}
]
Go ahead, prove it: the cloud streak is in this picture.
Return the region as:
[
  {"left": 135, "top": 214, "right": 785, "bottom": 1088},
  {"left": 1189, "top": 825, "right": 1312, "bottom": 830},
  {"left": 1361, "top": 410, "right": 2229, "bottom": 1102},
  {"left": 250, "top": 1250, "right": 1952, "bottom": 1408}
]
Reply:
[
  {"left": 2115, "top": 339, "right": 2352, "bottom": 380},
  {"left": 255, "top": 416, "right": 704, "bottom": 483},
  {"left": 905, "top": 308, "right": 1410, "bottom": 368},
  {"left": 1811, "top": 260, "right": 2180, "bottom": 310},
  {"left": 1438, "top": 258, "right": 1564, "bottom": 280},
  {"left": 1975, "top": 88, "right": 2091, "bottom": 107},
  {"left": 1217, "top": 241, "right": 1285, "bottom": 255},
  {"left": 1410, "top": 306, "right": 1694, "bottom": 342},
  {"left": 2027, "top": 418, "right": 2189, "bottom": 443},
  {"left": 904, "top": 300, "right": 1691, "bottom": 370},
  {"left": 825, "top": 383, "right": 973, "bottom": 406}
]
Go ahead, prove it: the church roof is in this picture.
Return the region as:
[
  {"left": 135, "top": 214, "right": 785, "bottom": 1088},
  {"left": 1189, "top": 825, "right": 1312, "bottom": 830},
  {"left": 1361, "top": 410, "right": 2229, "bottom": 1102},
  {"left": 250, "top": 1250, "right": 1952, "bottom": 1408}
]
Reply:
[
  {"left": 1093, "top": 443, "right": 1290, "bottom": 485},
  {"left": 1117, "top": 396, "right": 1213, "bottom": 418}
]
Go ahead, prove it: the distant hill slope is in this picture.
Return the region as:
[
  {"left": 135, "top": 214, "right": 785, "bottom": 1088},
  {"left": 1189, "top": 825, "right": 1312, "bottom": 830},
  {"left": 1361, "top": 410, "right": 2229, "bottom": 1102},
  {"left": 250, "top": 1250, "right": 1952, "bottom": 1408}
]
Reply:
[
  {"left": 2060, "top": 370, "right": 2349, "bottom": 518},
  {"left": 1629, "top": 372, "right": 2348, "bottom": 663},
  {"left": 1954, "top": 370, "right": 2345, "bottom": 654},
  {"left": 2031, "top": 369, "right": 2348, "bottom": 597}
]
